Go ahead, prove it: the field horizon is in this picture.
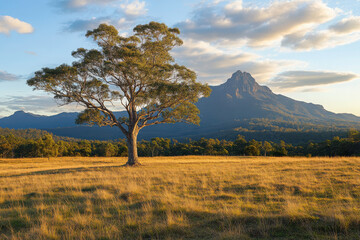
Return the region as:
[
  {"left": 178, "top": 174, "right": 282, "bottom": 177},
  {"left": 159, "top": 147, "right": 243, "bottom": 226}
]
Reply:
[{"left": 1, "top": 156, "right": 360, "bottom": 239}]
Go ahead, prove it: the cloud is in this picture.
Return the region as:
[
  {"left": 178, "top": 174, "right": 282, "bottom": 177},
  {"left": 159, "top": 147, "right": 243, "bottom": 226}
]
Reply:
[
  {"left": 56, "top": 0, "right": 147, "bottom": 17},
  {"left": 173, "top": 39, "right": 303, "bottom": 84},
  {"left": 64, "top": 0, "right": 147, "bottom": 32},
  {"left": 65, "top": 16, "right": 134, "bottom": 32},
  {"left": 0, "top": 94, "right": 127, "bottom": 116},
  {"left": 282, "top": 16, "right": 360, "bottom": 50},
  {"left": 176, "top": 0, "right": 360, "bottom": 50},
  {"left": 25, "top": 51, "right": 37, "bottom": 56},
  {"left": 0, "top": 71, "right": 21, "bottom": 82},
  {"left": 300, "top": 88, "right": 325, "bottom": 92},
  {"left": 0, "top": 95, "right": 85, "bottom": 114},
  {"left": 56, "top": 0, "right": 118, "bottom": 11},
  {"left": 269, "top": 70, "right": 359, "bottom": 90},
  {"left": 66, "top": 17, "right": 112, "bottom": 32},
  {"left": 120, "top": 0, "right": 147, "bottom": 18},
  {"left": 176, "top": 0, "right": 337, "bottom": 48},
  {"left": 0, "top": 16, "right": 34, "bottom": 35},
  {"left": 330, "top": 16, "right": 360, "bottom": 34},
  {"left": 224, "top": 0, "right": 243, "bottom": 12}
]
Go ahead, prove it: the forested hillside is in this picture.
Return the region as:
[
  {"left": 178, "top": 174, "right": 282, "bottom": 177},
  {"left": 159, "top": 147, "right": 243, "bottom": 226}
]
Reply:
[{"left": 1, "top": 128, "right": 359, "bottom": 158}]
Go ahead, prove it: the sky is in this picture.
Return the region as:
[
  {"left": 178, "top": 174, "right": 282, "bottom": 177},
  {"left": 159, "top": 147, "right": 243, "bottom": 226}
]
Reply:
[{"left": 0, "top": 0, "right": 360, "bottom": 117}]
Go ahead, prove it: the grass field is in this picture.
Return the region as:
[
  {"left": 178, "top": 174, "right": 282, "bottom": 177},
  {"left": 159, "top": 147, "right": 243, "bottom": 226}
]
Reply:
[{"left": 0, "top": 156, "right": 360, "bottom": 239}]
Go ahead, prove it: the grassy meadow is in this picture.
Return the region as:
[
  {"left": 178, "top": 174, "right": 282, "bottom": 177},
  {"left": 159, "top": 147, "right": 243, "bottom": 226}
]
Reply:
[{"left": 0, "top": 156, "right": 360, "bottom": 239}]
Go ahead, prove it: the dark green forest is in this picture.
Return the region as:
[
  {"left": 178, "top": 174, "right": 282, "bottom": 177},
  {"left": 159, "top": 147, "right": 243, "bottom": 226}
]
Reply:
[{"left": 0, "top": 127, "right": 359, "bottom": 158}]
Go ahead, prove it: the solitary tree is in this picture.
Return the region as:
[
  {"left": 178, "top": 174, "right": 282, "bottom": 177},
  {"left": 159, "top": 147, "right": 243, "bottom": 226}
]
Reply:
[
  {"left": 262, "top": 141, "right": 273, "bottom": 156},
  {"left": 27, "top": 22, "right": 211, "bottom": 166}
]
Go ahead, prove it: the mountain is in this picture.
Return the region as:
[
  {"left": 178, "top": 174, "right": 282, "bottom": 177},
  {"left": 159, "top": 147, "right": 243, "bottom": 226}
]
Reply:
[
  {"left": 197, "top": 71, "right": 360, "bottom": 124},
  {"left": 1, "top": 71, "right": 359, "bottom": 142},
  {"left": 0, "top": 111, "right": 78, "bottom": 129}
]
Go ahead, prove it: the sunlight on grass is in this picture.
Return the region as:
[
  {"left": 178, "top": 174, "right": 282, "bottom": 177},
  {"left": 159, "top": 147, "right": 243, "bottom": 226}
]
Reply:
[{"left": 0, "top": 156, "right": 359, "bottom": 239}]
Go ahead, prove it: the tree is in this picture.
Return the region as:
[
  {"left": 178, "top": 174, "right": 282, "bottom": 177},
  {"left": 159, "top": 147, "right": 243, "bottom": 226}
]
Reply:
[
  {"left": 78, "top": 140, "right": 92, "bottom": 157},
  {"left": 27, "top": 22, "right": 211, "bottom": 166},
  {"left": 102, "top": 142, "right": 118, "bottom": 157},
  {"left": 244, "top": 140, "right": 261, "bottom": 156},
  {"left": 262, "top": 141, "right": 273, "bottom": 156},
  {"left": 233, "top": 135, "right": 247, "bottom": 155},
  {"left": 37, "top": 134, "right": 58, "bottom": 157},
  {"left": 57, "top": 140, "right": 71, "bottom": 156},
  {"left": 273, "top": 140, "right": 288, "bottom": 156},
  {"left": 0, "top": 136, "right": 13, "bottom": 158},
  {"left": 348, "top": 129, "right": 360, "bottom": 141}
]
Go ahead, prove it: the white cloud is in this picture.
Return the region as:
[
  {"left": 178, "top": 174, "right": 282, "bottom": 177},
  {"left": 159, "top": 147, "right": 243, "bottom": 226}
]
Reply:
[
  {"left": 282, "top": 15, "right": 360, "bottom": 50},
  {"left": 64, "top": 0, "right": 147, "bottom": 32},
  {"left": 58, "top": 0, "right": 117, "bottom": 10},
  {"left": 177, "top": 0, "right": 337, "bottom": 48},
  {"left": 65, "top": 15, "right": 135, "bottom": 32},
  {"left": 269, "top": 70, "right": 359, "bottom": 90},
  {"left": 0, "top": 94, "right": 127, "bottom": 116},
  {"left": 0, "top": 16, "right": 34, "bottom": 35},
  {"left": 25, "top": 51, "right": 37, "bottom": 56},
  {"left": 0, "top": 71, "right": 21, "bottom": 82},
  {"left": 120, "top": 0, "right": 147, "bottom": 18},
  {"left": 173, "top": 39, "right": 303, "bottom": 84},
  {"left": 66, "top": 17, "right": 111, "bottom": 32},
  {"left": 176, "top": 0, "right": 360, "bottom": 50},
  {"left": 0, "top": 95, "right": 85, "bottom": 115},
  {"left": 282, "top": 30, "right": 360, "bottom": 50},
  {"left": 224, "top": 0, "right": 243, "bottom": 13},
  {"left": 58, "top": 0, "right": 147, "bottom": 16},
  {"left": 330, "top": 16, "right": 360, "bottom": 34}
]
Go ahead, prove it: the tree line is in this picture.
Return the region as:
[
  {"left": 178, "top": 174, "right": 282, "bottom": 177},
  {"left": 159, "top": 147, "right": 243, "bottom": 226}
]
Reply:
[{"left": 0, "top": 129, "right": 359, "bottom": 158}]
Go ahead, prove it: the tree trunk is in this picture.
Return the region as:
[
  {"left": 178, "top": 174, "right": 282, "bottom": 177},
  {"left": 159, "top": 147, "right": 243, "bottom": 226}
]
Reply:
[{"left": 126, "top": 131, "right": 140, "bottom": 166}]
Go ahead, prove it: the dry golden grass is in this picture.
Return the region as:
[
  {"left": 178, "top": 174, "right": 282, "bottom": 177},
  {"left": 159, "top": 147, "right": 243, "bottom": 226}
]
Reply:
[{"left": 0, "top": 156, "right": 360, "bottom": 239}]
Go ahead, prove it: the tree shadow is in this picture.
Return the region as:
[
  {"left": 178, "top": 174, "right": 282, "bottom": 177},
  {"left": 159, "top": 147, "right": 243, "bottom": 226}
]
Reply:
[{"left": 0, "top": 164, "right": 128, "bottom": 178}]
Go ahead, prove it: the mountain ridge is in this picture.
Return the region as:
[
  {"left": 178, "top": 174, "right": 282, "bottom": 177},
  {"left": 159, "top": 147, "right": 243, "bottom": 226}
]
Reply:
[
  {"left": 0, "top": 71, "right": 359, "bottom": 141},
  {"left": 198, "top": 70, "right": 360, "bottom": 124}
]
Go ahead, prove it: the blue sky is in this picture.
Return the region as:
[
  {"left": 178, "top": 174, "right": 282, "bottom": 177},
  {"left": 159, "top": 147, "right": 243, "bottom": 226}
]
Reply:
[{"left": 1, "top": 0, "right": 360, "bottom": 117}]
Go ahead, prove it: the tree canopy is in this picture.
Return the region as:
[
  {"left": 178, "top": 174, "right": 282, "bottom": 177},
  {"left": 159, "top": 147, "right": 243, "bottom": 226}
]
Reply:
[{"left": 27, "top": 22, "right": 211, "bottom": 165}]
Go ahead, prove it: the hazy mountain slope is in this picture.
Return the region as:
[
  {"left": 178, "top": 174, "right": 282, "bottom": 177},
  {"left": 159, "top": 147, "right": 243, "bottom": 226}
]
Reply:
[
  {"left": 0, "top": 111, "right": 78, "bottom": 129},
  {"left": 197, "top": 71, "right": 359, "bottom": 124},
  {"left": 0, "top": 70, "right": 359, "bottom": 141}
]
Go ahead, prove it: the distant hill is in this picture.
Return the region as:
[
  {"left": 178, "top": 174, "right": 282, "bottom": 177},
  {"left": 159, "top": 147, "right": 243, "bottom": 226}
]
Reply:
[
  {"left": 1, "top": 71, "right": 359, "bottom": 143},
  {"left": 0, "top": 111, "right": 78, "bottom": 129}
]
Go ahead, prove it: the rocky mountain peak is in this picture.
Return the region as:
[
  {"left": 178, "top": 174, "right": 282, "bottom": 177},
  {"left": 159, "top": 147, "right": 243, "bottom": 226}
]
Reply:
[
  {"left": 13, "top": 110, "right": 26, "bottom": 115},
  {"left": 230, "top": 70, "right": 255, "bottom": 82},
  {"left": 219, "top": 70, "right": 272, "bottom": 98},
  {"left": 12, "top": 110, "right": 40, "bottom": 118}
]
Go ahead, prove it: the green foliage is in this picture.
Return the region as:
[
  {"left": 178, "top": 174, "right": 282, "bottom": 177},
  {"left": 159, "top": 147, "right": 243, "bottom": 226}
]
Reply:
[
  {"left": 262, "top": 141, "right": 273, "bottom": 156},
  {"left": 77, "top": 140, "right": 92, "bottom": 157},
  {"left": 244, "top": 140, "right": 261, "bottom": 156},
  {"left": 231, "top": 118, "right": 358, "bottom": 144},
  {"left": 37, "top": 134, "right": 58, "bottom": 157},
  {"left": 273, "top": 140, "right": 288, "bottom": 156},
  {"left": 27, "top": 22, "right": 210, "bottom": 132},
  {"left": 349, "top": 129, "right": 360, "bottom": 141},
  {"left": 0, "top": 135, "right": 13, "bottom": 158},
  {"left": 0, "top": 128, "right": 50, "bottom": 140},
  {"left": 27, "top": 21, "right": 211, "bottom": 165},
  {"left": 96, "top": 142, "right": 118, "bottom": 157},
  {"left": 233, "top": 135, "right": 247, "bottom": 155},
  {"left": 1, "top": 129, "right": 360, "bottom": 158}
]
